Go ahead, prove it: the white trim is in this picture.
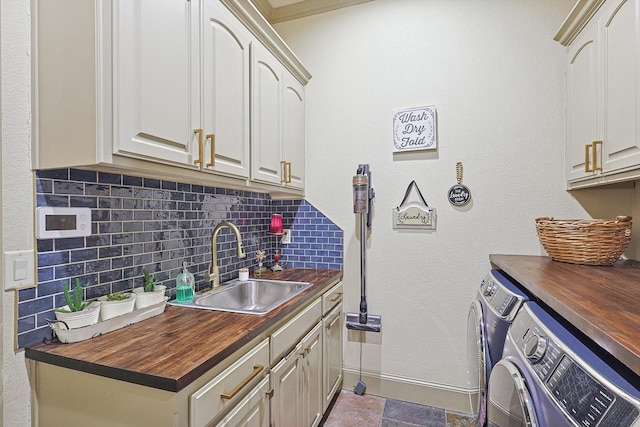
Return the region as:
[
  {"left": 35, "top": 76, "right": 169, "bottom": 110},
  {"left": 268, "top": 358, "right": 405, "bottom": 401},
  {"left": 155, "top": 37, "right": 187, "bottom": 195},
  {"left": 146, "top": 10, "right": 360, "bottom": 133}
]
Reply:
[
  {"left": 220, "top": 0, "right": 312, "bottom": 84},
  {"left": 554, "top": 0, "right": 606, "bottom": 46},
  {"left": 342, "top": 368, "right": 472, "bottom": 415}
]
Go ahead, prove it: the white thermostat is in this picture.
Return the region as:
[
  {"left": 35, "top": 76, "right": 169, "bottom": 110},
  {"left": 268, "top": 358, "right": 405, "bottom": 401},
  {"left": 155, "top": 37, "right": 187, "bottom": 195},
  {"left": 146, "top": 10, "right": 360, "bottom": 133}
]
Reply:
[{"left": 36, "top": 207, "right": 92, "bottom": 239}]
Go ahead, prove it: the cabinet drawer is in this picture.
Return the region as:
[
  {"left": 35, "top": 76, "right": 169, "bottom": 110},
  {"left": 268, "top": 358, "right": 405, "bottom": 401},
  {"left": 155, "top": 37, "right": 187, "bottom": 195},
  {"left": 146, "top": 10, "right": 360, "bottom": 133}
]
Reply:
[
  {"left": 271, "top": 298, "right": 321, "bottom": 363},
  {"left": 322, "top": 282, "right": 343, "bottom": 316},
  {"left": 190, "top": 338, "right": 269, "bottom": 427}
]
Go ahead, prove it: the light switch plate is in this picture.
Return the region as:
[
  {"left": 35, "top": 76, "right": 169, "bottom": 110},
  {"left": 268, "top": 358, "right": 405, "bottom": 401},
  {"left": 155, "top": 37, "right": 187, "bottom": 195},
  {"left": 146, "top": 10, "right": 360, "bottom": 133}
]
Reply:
[
  {"left": 281, "top": 229, "right": 291, "bottom": 244},
  {"left": 4, "top": 250, "right": 35, "bottom": 290}
]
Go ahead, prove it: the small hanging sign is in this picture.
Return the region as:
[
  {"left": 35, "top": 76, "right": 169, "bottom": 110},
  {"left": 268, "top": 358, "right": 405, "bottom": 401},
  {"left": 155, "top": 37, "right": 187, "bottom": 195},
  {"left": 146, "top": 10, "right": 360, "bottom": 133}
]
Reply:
[
  {"left": 392, "top": 105, "right": 437, "bottom": 152},
  {"left": 393, "top": 181, "right": 436, "bottom": 230},
  {"left": 448, "top": 162, "right": 471, "bottom": 206}
]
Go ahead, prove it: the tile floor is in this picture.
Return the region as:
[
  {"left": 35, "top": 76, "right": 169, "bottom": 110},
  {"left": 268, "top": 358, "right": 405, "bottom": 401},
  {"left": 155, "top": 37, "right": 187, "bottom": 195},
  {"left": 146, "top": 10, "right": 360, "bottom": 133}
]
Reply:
[{"left": 322, "top": 390, "right": 475, "bottom": 427}]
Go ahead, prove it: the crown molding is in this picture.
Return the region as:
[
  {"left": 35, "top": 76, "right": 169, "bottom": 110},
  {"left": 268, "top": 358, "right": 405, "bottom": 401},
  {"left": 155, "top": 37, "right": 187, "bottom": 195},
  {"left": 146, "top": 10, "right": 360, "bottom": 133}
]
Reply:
[
  {"left": 221, "top": 0, "right": 312, "bottom": 84},
  {"left": 554, "top": 0, "right": 606, "bottom": 46}
]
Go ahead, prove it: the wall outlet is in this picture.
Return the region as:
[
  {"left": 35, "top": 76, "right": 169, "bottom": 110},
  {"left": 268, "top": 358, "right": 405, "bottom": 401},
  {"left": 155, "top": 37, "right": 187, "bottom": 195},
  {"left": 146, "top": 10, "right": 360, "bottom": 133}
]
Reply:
[{"left": 281, "top": 229, "right": 292, "bottom": 244}]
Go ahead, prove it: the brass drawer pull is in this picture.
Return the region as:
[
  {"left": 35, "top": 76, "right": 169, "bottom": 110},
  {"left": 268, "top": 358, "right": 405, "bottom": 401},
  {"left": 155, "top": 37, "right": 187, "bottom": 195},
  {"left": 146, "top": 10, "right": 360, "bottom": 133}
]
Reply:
[
  {"left": 194, "top": 129, "right": 204, "bottom": 165},
  {"left": 286, "top": 162, "right": 292, "bottom": 183},
  {"left": 330, "top": 293, "right": 343, "bottom": 303},
  {"left": 206, "top": 133, "right": 215, "bottom": 167},
  {"left": 280, "top": 161, "right": 287, "bottom": 183},
  {"left": 585, "top": 141, "right": 602, "bottom": 172},
  {"left": 220, "top": 364, "right": 264, "bottom": 400}
]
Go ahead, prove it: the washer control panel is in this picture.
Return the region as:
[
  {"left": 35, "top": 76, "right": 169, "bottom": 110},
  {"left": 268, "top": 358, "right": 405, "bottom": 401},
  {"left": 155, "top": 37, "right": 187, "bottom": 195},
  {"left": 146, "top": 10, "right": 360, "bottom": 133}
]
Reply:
[
  {"left": 480, "top": 274, "right": 518, "bottom": 318},
  {"left": 510, "top": 305, "right": 640, "bottom": 427}
]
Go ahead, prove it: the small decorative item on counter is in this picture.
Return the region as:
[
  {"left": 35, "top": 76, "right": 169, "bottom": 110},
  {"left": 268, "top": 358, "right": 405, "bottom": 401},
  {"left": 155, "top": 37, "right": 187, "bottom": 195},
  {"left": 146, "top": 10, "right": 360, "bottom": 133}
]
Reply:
[
  {"left": 535, "top": 216, "right": 632, "bottom": 265},
  {"left": 98, "top": 291, "right": 136, "bottom": 321},
  {"left": 239, "top": 268, "right": 249, "bottom": 281},
  {"left": 175, "top": 262, "right": 195, "bottom": 303},
  {"left": 54, "top": 278, "right": 101, "bottom": 329},
  {"left": 255, "top": 249, "right": 266, "bottom": 277},
  {"left": 133, "top": 269, "right": 167, "bottom": 309}
]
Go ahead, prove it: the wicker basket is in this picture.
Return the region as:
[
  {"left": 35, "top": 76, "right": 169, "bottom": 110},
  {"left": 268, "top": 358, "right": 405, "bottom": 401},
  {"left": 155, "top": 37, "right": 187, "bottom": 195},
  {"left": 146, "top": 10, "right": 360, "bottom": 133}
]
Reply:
[{"left": 535, "top": 216, "right": 632, "bottom": 265}]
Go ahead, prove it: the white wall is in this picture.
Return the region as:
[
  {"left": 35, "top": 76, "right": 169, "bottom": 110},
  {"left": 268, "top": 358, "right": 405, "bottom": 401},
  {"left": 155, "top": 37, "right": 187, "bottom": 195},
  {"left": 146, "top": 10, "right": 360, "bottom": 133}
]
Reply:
[
  {"left": 274, "top": 0, "right": 597, "bottom": 406},
  {"left": 1, "top": 1, "right": 34, "bottom": 426}
]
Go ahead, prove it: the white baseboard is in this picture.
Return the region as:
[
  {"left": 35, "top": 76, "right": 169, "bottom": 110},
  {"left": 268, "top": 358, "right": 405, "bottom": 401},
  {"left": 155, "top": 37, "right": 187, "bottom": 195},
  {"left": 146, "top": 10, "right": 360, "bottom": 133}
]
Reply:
[{"left": 342, "top": 368, "right": 472, "bottom": 415}]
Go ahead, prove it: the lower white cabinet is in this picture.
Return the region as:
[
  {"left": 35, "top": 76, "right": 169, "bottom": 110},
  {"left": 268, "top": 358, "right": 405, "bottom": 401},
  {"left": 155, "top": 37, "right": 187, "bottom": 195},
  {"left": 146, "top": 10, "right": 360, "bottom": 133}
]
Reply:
[
  {"left": 191, "top": 338, "right": 270, "bottom": 427},
  {"left": 271, "top": 342, "right": 303, "bottom": 426},
  {"left": 301, "top": 323, "right": 323, "bottom": 427},
  {"left": 323, "top": 303, "right": 343, "bottom": 412},
  {"left": 214, "top": 376, "right": 270, "bottom": 427}
]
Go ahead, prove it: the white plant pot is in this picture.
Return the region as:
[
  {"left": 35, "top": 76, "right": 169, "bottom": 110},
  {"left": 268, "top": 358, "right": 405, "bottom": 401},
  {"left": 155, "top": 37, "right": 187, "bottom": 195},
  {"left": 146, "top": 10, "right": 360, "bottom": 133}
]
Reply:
[
  {"left": 54, "top": 301, "right": 101, "bottom": 329},
  {"left": 98, "top": 293, "right": 136, "bottom": 321},
  {"left": 133, "top": 285, "right": 167, "bottom": 309}
]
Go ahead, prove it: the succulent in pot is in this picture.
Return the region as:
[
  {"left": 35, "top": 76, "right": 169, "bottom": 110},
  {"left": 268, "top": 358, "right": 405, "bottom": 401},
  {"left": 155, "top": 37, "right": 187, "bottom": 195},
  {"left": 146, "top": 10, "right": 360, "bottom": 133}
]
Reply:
[
  {"left": 54, "top": 279, "right": 101, "bottom": 329},
  {"left": 98, "top": 291, "right": 136, "bottom": 320},
  {"left": 133, "top": 269, "right": 167, "bottom": 309}
]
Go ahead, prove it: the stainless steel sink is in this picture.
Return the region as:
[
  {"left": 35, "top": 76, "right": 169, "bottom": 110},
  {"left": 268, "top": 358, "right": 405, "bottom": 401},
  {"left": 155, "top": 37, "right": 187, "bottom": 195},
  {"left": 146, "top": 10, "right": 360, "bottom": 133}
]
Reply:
[{"left": 168, "top": 279, "right": 312, "bottom": 315}]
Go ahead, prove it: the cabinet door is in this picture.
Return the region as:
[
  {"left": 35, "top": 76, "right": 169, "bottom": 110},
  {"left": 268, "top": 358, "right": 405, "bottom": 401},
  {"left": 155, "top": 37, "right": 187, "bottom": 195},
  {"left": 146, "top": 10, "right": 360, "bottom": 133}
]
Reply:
[
  {"left": 282, "top": 72, "right": 306, "bottom": 189},
  {"left": 201, "top": 1, "right": 251, "bottom": 178},
  {"left": 601, "top": 0, "right": 640, "bottom": 173},
  {"left": 323, "top": 304, "right": 343, "bottom": 412},
  {"left": 114, "top": 0, "right": 200, "bottom": 167},
  {"left": 566, "top": 17, "right": 599, "bottom": 181},
  {"left": 251, "top": 43, "right": 284, "bottom": 186},
  {"left": 301, "top": 323, "right": 323, "bottom": 427},
  {"left": 214, "top": 376, "right": 270, "bottom": 427},
  {"left": 270, "top": 344, "right": 302, "bottom": 427}
]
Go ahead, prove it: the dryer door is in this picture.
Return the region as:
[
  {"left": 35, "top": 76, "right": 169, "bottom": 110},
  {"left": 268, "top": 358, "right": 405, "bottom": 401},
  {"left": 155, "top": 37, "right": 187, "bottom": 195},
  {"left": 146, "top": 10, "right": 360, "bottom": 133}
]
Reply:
[
  {"left": 467, "top": 300, "right": 488, "bottom": 426},
  {"left": 487, "top": 359, "right": 537, "bottom": 427}
]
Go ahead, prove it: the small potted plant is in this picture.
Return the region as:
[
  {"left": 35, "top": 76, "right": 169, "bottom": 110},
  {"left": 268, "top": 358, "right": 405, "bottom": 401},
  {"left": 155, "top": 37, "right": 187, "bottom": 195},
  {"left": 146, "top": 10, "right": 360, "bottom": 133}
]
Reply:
[
  {"left": 54, "top": 279, "right": 101, "bottom": 329},
  {"left": 133, "top": 269, "right": 167, "bottom": 309},
  {"left": 98, "top": 290, "right": 136, "bottom": 320}
]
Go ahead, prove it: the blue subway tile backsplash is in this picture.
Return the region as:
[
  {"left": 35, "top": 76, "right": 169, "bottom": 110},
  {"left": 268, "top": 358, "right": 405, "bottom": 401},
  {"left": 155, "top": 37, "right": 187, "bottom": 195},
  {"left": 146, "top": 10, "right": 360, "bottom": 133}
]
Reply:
[{"left": 19, "top": 169, "right": 343, "bottom": 348}]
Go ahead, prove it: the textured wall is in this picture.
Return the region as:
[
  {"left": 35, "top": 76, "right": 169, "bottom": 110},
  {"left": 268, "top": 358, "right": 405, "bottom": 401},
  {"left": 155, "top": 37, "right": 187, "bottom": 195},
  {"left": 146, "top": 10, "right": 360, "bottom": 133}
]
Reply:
[{"left": 274, "top": 0, "right": 586, "bottom": 395}]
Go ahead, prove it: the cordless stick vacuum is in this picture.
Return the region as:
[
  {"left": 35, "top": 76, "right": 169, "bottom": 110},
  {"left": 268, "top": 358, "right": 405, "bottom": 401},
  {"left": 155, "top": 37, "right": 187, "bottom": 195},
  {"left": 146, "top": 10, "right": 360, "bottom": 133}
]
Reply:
[{"left": 346, "top": 164, "right": 381, "bottom": 396}]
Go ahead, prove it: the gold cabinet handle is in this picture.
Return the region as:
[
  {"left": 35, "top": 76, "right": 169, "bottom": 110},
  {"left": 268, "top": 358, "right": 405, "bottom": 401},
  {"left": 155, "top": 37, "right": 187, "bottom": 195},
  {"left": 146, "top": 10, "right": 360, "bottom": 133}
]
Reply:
[
  {"left": 220, "top": 365, "right": 264, "bottom": 400},
  {"left": 206, "top": 133, "right": 215, "bottom": 167},
  {"left": 585, "top": 141, "right": 602, "bottom": 172},
  {"left": 286, "top": 162, "right": 292, "bottom": 183},
  {"left": 280, "top": 161, "right": 287, "bottom": 183},
  {"left": 194, "top": 129, "right": 204, "bottom": 165},
  {"left": 330, "top": 293, "right": 343, "bottom": 303},
  {"left": 592, "top": 140, "right": 602, "bottom": 172}
]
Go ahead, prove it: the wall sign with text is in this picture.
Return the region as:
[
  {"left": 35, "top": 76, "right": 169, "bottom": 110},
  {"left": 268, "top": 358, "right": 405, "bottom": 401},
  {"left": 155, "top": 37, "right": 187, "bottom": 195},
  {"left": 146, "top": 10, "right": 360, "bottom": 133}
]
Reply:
[
  {"left": 393, "top": 181, "right": 436, "bottom": 230},
  {"left": 392, "top": 105, "right": 437, "bottom": 152}
]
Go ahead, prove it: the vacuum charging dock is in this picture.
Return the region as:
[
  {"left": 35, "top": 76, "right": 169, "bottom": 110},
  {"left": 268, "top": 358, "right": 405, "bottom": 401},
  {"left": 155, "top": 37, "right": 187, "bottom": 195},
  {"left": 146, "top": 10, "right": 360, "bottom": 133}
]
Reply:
[{"left": 345, "top": 312, "right": 381, "bottom": 332}]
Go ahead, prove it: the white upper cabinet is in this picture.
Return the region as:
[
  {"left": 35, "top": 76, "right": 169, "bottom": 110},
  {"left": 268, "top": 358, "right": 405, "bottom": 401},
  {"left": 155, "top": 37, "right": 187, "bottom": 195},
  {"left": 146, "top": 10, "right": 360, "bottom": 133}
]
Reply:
[
  {"left": 251, "top": 43, "right": 306, "bottom": 190},
  {"left": 600, "top": 0, "right": 640, "bottom": 174},
  {"left": 557, "top": 0, "right": 640, "bottom": 188},
  {"left": 283, "top": 73, "right": 306, "bottom": 190},
  {"left": 565, "top": 17, "right": 599, "bottom": 182},
  {"left": 201, "top": 1, "right": 252, "bottom": 178},
  {"left": 115, "top": 0, "right": 250, "bottom": 178},
  {"left": 251, "top": 43, "right": 283, "bottom": 186},
  {"left": 114, "top": 1, "right": 200, "bottom": 169},
  {"left": 32, "top": 0, "right": 310, "bottom": 193}
]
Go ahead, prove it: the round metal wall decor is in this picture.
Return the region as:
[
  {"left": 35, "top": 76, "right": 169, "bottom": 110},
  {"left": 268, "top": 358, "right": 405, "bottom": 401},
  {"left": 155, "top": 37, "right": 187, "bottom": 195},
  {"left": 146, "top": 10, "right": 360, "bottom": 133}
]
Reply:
[{"left": 448, "top": 162, "right": 471, "bottom": 206}]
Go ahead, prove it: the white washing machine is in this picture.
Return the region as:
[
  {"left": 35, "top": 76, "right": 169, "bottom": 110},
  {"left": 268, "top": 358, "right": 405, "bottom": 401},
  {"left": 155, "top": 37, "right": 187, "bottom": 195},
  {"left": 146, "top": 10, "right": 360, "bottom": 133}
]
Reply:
[
  {"left": 467, "top": 270, "right": 531, "bottom": 426},
  {"left": 488, "top": 302, "right": 640, "bottom": 426}
]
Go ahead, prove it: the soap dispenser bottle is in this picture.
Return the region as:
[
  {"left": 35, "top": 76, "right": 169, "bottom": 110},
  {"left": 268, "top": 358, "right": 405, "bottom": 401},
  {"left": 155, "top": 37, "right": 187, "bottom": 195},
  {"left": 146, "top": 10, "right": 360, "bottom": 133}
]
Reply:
[{"left": 175, "top": 262, "right": 195, "bottom": 303}]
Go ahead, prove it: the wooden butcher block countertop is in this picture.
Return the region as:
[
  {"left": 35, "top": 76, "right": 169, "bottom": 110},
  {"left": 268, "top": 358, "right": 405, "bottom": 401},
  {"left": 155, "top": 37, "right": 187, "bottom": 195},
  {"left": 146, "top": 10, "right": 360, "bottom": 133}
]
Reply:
[
  {"left": 25, "top": 268, "right": 342, "bottom": 392},
  {"left": 490, "top": 254, "right": 640, "bottom": 378}
]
